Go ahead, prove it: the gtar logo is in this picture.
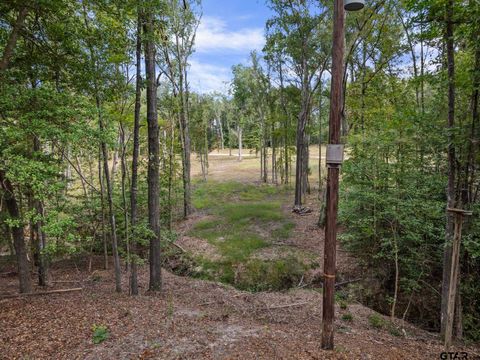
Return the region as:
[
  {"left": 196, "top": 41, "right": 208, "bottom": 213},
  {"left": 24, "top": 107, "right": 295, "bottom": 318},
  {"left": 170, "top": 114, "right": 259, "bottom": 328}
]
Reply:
[{"left": 440, "top": 352, "right": 470, "bottom": 360}]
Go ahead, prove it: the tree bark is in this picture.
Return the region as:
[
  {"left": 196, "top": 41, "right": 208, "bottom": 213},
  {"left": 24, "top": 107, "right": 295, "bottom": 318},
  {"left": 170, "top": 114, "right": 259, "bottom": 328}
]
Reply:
[
  {"left": 0, "top": 6, "right": 29, "bottom": 72},
  {"left": 322, "top": 0, "right": 344, "bottom": 349},
  {"left": 175, "top": 32, "right": 192, "bottom": 219},
  {"left": 98, "top": 149, "right": 108, "bottom": 271},
  {"left": 237, "top": 126, "right": 243, "bottom": 161},
  {"left": 441, "top": 0, "right": 457, "bottom": 338},
  {"left": 33, "top": 137, "right": 47, "bottom": 287},
  {"left": 144, "top": 9, "right": 162, "bottom": 291},
  {"left": 0, "top": 170, "right": 32, "bottom": 293},
  {"left": 98, "top": 98, "right": 122, "bottom": 293},
  {"left": 130, "top": 9, "right": 142, "bottom": 296}
]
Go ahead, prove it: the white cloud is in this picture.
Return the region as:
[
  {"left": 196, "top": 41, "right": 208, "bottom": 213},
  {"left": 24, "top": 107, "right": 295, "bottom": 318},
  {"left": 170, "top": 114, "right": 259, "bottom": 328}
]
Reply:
[
  {"left": 195, "top": 16, "right": 265, "bottom": 53},
  {"left": 188, "top": 59, "right": 231, "bottom": 93}
]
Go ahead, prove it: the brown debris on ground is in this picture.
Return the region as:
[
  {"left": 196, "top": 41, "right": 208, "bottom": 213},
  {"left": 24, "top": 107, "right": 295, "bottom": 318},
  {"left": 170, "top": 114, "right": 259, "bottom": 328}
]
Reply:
[
  {"left": 1, "top": 257, "right": 478, "bottom": 359},
  {"left": 2, "top": 154, "right": 479, "bottom": 359}
]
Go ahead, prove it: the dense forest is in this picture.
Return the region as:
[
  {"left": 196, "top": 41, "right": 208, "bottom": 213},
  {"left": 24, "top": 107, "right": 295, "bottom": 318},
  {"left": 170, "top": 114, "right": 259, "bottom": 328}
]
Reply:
[{"left": 1, "top": 0, "right": 479, "bottom": 358}]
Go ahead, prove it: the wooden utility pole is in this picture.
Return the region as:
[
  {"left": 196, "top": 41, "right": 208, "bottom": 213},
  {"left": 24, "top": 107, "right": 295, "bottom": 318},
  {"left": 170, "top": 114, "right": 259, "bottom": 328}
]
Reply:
[
  {"left": 444, "top": 208, "right": 472, "bottom": 349},
  {"left": 321, "top": 0, "right": 345, "bottom": 350}
]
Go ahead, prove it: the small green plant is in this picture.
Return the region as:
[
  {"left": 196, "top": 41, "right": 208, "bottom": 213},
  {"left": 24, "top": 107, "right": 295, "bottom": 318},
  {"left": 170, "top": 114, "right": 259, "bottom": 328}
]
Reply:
[
  {"left": 339, "top": 300, "right": 348, "bottom": 310},
  {"left": 335, "top": 290, "right": 348, "bottom": 301},
  {"left": 387, "top": 322, "right": 403, "bottom": 337},
  {"left": 92, "top": 324, "right": 109, "bottom": 344},
  {"left": 368, "top": 313, "right": 386, "bottom": 329},
  {"left": 341, "top": 313, "right": 353, "bottom": 322}
]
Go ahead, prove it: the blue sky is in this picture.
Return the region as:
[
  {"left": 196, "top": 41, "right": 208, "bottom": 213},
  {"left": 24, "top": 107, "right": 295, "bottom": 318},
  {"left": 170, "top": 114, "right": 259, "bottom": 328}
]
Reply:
[{"left": 189, "top": 0, "right": 273, "bottom": 94}]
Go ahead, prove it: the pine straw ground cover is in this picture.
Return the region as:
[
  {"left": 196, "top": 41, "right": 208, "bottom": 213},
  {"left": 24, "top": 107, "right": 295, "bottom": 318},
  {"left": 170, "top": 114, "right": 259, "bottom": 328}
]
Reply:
[{"left": 1, "top": 256, "right": 479, "bottom": 359}]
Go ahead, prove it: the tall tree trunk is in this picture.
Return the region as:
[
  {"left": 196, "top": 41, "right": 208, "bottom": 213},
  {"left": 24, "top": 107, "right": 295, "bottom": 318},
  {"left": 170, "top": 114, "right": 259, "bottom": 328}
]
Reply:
[
  {"left": 98, "top": 149, "right": 108, "bottom": 270},
  {"left": 279, "top": 61, "right": 289, "bottom": 184},
  {"left": 218, "top": 116, "right": 225, "bottom": 150},
  {"left": 318, "top": 87, "right": 323, "bottom": 191},
  {"left": 464, "top": 29, "right": 480, "bottom": 206},
  {"left": 144, "top": 10, "right": 162, "bottom": 291},
  {"left": 0, "top": 170, "right": 32, "bottom": 293},
  {"left": 441, "top": 0, "right": 457, "bottom": 338},
  {"left": 237, "top": 125, "right": 243, "bottom": 162},
  {"left": 129, "top": 8, "right": 142, "bottom": 296},
  {"left": 271, "top": 123, "right": 276, "bottom": 184},
  {"left": 0, "top": 6, "right": 29, "bottom": 72},
  {"left": 110, "top": 128, "right": 121, "bottom": 183},
  {"left": 167, "top": 121, "right": 175, "bottom": 230},
  {"left": 33, "top": 137, "right": 47, "bottom": 286},
  {"left": 120, "top": 124, "right": 129, "bottom": 272},
  {"left": 98, "top": 97, "right": 122, "bottom": 293},
  {"left": 294, "top": 73, "right": 309, "bottom": 207},
  {"left": 176, "top": 33, "right": 192, "bottom": 219}
]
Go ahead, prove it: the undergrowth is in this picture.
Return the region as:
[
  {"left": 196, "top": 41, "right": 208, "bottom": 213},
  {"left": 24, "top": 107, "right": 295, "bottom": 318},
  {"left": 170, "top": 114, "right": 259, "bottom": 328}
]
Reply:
[{"left": 182, "top": 181, "right": 315, "bottom": 291}]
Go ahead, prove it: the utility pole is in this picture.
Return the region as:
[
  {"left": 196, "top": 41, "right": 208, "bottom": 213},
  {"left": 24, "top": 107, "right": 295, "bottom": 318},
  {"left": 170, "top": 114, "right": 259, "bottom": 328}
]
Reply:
[
  {"left": 322, "top": 0, "right": 363, "bottom": 350},
  {"left": 444, "top": 208, "right": 472, "bottom": 349}
]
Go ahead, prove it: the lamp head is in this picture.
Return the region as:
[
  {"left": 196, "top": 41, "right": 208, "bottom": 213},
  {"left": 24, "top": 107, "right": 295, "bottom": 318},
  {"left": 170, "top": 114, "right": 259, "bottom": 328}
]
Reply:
[{"left": 344, "top": 0, "right": 365, "bottom": 11}]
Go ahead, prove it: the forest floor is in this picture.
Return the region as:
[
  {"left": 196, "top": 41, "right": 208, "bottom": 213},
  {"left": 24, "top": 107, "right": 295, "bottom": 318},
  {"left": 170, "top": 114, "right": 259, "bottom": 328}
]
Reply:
[{"left": 1, "top": 150, "right": 479, "bottom": 359}]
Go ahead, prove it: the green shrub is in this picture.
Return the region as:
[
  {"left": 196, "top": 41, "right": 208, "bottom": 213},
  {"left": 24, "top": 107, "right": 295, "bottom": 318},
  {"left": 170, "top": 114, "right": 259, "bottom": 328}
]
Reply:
[
  {"left": 341, "top": 313, "right": 353, "bottom": 322},
  {"left": 236, "top": 256, "right": 306, "bottom": 292},
  {"left": 368, "top": 313, "right": 386, "bottom": 329},
  {"left": 92, "top": 324, "right": 109, "bottom": 344},
  {"left": 387, "top": 323, "right": 403, "bottom": 337}
]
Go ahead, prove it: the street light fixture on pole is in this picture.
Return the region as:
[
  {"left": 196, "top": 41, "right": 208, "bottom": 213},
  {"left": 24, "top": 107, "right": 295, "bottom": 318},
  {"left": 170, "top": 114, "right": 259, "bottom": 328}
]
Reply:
[{"left": 321, "top": 0, "right": 364, "bottom": 351}]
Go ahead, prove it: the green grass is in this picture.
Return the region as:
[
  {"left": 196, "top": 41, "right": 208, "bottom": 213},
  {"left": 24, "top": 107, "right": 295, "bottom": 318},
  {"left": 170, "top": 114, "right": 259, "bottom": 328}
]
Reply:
[
  {"left": 193, "top": 218, "right": 223, "bottom": 230},
  {"left": 216, "top": 234, "right": 267, "bottom": 261},
  {"left": 187, "top": 181, "right": 315, "bottom": 291},
  {"left": 222, "top": 202, "right": 284, "bottom": 222},
  {"left": 368, "top": 313, "right": 386, "bottom": 329},
  {"left": 272, "top": 221, "right": 296, "bottom": 240}
]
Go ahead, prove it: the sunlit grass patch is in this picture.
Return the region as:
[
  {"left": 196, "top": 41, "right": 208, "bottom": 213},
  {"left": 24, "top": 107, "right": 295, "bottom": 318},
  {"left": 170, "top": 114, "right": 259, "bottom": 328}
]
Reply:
[
  {"left": 192, "top": 180, "right": 288, "bottom": 210},
  {"left": 188, "top": 180, "right": 315, "bottom": 292},
  {"left": 222, "top": 202, "right": 283, "bottom": 222},
  {"left": 215, "top": 234, "right": 267, "bottom": 261},
  {"left": 193, "top": 218, "right": 222, "bottom": 231},
  {"left": 272, "top": 221, "right": 295, "bottom": 240}
]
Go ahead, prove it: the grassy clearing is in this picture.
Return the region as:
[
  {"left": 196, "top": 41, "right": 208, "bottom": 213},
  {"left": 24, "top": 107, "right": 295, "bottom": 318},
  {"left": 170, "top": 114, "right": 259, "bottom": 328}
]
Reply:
[{"left": 187, "top": 181, "right": 314, "bottom": 291}]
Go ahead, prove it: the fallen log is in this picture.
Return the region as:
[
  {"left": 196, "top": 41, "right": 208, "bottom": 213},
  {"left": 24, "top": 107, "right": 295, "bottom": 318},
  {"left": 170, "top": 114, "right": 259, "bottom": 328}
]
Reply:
[
  {"left": 0, "top": 271, "right": 17, "bottom": 278},
  {"left": 335, "top": 278, "right": 362, "bottom": 288},
  {"left": 0, "top": 287, "right": 82, "bottom": 299},
  {"left": 266, "top": 301, "right": 310, "bottom": 310}
]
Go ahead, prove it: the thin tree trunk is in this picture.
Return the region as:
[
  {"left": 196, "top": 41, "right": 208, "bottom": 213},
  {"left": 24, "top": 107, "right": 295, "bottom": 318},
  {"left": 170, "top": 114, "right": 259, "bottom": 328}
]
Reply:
[
  {"left": 120, "top": 124, "right": 129, "bottom": 272},
  {"left": 110, "top": 128, "right": 121, "bottom": 183},
  {"left": 98, "top": 97, "right": 122, "bottom": 293},
  {"left": 129, "top": 7, "right": 142, "bottom": 296},
  {"left": 175, "top": 32, "right": 192, "bottom": 219},
  {"left": 318, "top": 89, "right": 323, "bottom": 191},
  {"left": 98, "top": 149, "right": 108, "bottom": 271},
  {"left": 279, "top": 61, "right": 289, "bottom": 184},
  {"left": 167, "top": 121, "right": 175, "bottom": 230},
  {"left": 238, "top": 126, "right": 243, "bottom": 162},
  {"left": 218, "top": 112, "right": 225, "bottom": 150},
  {"left": 441, "top": 0, "right": 457, "bottom": 338},
  {"left": 33, "top": 137, "right": 47, "bottom": 286}
]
